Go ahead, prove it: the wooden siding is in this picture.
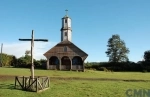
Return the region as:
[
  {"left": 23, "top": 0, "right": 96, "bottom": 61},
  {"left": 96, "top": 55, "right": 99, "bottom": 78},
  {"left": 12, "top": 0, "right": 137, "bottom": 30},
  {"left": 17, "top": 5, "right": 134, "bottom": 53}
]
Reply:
[
  {"left": 49, "top": 65, "right": 83, "bottom": 70},
  {"left": 72, "top": 65, "right": 83, "bottom": 70}
]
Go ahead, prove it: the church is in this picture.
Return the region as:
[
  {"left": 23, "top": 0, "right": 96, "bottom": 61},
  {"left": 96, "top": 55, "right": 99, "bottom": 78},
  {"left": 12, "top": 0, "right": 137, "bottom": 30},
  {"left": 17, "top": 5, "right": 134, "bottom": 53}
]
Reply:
[{"left": 43, "top": 11, "right": 88, "bottom": 71}]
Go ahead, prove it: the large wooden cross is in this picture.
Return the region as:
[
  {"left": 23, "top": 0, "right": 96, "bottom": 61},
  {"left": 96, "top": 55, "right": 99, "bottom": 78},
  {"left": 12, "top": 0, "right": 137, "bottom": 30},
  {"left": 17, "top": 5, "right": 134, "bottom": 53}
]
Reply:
[{"left": 19, "top": 30, "right": 48, "bottom": 79}]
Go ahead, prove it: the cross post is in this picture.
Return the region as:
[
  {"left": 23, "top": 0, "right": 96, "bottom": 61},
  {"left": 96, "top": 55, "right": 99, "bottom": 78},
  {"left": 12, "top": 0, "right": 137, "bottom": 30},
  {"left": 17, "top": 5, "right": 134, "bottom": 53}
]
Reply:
[{"left": 19, "top": 30, "right": 48, "bottom": 79}]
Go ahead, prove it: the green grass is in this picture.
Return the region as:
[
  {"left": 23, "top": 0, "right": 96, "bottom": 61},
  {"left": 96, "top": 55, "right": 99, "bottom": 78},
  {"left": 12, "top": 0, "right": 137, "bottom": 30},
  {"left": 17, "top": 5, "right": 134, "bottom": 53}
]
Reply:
[
  {"left": 0, "top": 67, "right": 150, "bottom": 97},
  {"left": 0, "top": 67, "right": 150, "bottom": 80},
  {"left": 0, "top": 80, "right": 150, "bottom": 97}
]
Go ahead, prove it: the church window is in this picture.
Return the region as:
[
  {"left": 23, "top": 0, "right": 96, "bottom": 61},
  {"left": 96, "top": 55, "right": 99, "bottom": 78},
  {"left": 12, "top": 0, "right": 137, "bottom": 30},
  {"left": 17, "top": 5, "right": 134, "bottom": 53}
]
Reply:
[
  {"left": 65, "top": 32, "right": 67, "bottom": 36},
  {"left": 64, "top": 46, "right": 67, "bottom": 52},
  {"left": 65, "top": 19, "right": 67, "bottom": 23}
]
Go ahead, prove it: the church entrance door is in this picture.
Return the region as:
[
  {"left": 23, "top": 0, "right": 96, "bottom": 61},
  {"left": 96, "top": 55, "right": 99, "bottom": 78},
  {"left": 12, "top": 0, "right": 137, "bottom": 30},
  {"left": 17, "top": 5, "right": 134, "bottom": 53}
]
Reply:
[{"left": 61, "top": 56, "right": 71, "bottom": 70}]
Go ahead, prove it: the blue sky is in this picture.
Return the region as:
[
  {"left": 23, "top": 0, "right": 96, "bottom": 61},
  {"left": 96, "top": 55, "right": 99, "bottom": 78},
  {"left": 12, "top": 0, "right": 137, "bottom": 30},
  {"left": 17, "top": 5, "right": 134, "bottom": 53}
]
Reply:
[{"left": 0, "top": 0, "right": 150, "bottom": 62}]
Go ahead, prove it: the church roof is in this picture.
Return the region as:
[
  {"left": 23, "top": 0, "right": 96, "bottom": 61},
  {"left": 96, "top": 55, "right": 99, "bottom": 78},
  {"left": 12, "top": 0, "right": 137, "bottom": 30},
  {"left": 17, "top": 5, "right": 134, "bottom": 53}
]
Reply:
[
  {"left": 62, "top": 15, "right": 70, "bottom": 19},
  {"left": 57, "top": 41, "right": 88, "bottom": 55},
  {"left": 43, "top": 40, "right": 88, "bottom": 60},
  {"left": 57, "top": 40, "right": 72, "bottom": 45}
]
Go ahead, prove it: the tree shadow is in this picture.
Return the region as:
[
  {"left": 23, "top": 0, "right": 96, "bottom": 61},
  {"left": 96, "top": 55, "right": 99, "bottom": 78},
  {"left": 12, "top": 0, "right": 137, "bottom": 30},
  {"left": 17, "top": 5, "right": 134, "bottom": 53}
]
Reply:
[{"left": 0, "top": 83, "right": 15, "bottom": 90}]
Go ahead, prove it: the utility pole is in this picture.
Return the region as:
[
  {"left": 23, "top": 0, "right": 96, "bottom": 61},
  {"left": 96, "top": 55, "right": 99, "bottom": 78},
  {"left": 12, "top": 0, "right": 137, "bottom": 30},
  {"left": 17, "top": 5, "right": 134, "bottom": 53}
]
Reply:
[
  {"left": 19, "top": 30, "right": 48, "bottom": 79},
  {"left": 0, "top": 43, "right": 3, "bottom": 67}
]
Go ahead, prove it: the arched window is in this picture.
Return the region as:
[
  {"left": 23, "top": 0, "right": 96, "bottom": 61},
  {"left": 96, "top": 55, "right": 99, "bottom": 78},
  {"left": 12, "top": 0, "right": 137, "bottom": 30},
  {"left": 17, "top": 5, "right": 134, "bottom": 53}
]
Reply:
[
  {"left": 64, "top": 46, "right": 67, "bottom": 52},
  {"left": 49, "top": 56, "right": 59, "bottom": 65},
  {"left": 72, "top": 56, "right": 83, "bottom": 65}
]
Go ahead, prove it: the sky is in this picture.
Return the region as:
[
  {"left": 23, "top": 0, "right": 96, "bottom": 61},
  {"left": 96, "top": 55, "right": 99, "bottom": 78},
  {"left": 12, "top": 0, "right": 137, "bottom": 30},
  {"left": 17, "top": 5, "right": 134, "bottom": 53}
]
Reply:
[{"left": 0, "top": 0, "right": 150, "bottom": 62}]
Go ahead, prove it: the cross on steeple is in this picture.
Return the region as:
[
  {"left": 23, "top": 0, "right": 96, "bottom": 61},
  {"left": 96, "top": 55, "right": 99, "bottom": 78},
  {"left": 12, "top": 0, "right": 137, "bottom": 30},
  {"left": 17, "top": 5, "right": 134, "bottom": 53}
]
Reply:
[{"left": 65, "top": 9, "right": 68, "bottom": 16}]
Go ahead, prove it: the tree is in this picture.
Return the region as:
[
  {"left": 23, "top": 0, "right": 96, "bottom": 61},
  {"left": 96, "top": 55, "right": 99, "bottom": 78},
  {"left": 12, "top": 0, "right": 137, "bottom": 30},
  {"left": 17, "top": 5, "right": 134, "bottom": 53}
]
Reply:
[
  {"left": 105, "top": 34, "right": 129, "bottom": 62},
  {"left": 0, "top": 53, "right": 17, "bottom": 67},
  {"left": 10, "top": 56, "right": 17, "bottom": 67},
  {"left": 17, "top": 55, "right": 30, "bottom": 67},
  {"left": 144, "top": 50, "right": 150, "bottom": 61},
  {"left": 25, "top": 50, "right": 31, "bottom": 55}
]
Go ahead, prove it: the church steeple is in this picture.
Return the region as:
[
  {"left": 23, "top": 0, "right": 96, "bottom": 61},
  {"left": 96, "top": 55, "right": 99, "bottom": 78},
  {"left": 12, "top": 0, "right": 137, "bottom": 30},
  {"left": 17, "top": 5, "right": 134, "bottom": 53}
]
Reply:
[{"left": 61, "top": 10, "right": 72, "bottom": 42}]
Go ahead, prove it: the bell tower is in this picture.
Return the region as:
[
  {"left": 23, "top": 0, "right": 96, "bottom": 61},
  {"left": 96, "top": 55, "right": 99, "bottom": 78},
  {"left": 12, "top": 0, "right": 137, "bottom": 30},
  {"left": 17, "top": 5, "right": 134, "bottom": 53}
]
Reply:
[{"left": 61, "top": 10, "right": 72, "bottom": 41}]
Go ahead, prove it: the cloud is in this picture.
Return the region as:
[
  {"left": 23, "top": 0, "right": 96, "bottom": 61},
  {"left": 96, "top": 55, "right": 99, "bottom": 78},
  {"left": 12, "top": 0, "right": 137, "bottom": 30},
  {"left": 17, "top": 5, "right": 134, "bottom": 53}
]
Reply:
[{"left": 1, "top": 41, "right": 57, "bottom": 60}]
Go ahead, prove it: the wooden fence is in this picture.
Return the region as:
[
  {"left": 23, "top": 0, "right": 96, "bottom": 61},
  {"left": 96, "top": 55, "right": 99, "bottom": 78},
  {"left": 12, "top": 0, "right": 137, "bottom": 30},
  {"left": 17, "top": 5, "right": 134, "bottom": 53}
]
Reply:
[{"left": 15, "top": 76, "right": 50, "bottom": 92}]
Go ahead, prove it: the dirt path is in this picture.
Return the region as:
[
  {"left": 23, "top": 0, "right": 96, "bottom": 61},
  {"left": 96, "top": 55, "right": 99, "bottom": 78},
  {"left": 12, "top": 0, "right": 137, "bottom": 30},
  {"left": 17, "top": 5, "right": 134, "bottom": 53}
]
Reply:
[
  {"left": 0, "top": 75, "right": 150, "bottom": 82},
  {"left": 0, "top": 75, "right": 14, "bottom": 81}
]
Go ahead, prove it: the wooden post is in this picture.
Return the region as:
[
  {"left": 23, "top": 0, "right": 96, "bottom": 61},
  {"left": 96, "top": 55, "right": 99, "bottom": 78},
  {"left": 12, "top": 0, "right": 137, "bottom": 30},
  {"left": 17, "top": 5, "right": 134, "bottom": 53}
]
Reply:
[
  {"left": 31, "top": 30, "right": 34, "bottom": 79},
  {"left": 15, "top": 76, "right": 17, "bottom": 89},
  {"left": 48, "top": 77, "right": 50, "bottom": 87},
  {"left": 42, "top": 77, "right": 44, "bottom": 88},
  {"left": 59, "top": 58, "right": 61, "bottom": 70},
  {"left": 22, "top": 76, "right": 24, "bottom": 88},
  {"left": 29, "top": 76, "right": 32, "bottom": 86},
  {"left": 82, "top": 61, "right": 84, "bottom": 72},
  {"left": 0, "top": 43, "right": 3, "bottom": 67},
  {"left": 70, "top": 59, "right": 72, "bottom": 70},
  {"left": 46, "top": 58, "right": 49, "bottom": 69},
  {"left": 25, "top": 77, "right": 27, "bottom": 90},
  {"left": 36, "top": 78, "right": 38, "bottom": 92}
]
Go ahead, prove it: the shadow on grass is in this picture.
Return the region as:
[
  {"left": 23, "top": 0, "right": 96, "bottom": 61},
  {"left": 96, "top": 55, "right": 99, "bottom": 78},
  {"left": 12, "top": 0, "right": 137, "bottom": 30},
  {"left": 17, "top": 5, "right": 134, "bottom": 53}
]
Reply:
[
  {"left": 0, "top": 83, "right": 35, "bottom": 92},
  {"left": 0, "top": 83, "right": 15, "bottom": 90}
]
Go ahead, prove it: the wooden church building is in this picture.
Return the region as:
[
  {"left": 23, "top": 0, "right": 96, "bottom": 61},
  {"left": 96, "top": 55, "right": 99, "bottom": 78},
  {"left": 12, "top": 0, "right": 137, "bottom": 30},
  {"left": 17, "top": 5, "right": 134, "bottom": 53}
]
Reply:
[{"left": 43, "top": 11, "right": 88, "bottom": 71}]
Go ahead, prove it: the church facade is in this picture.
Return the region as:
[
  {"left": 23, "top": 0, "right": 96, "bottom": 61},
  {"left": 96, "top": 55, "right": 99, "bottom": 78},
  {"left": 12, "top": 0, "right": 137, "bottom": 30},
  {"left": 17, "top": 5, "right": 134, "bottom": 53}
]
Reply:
[{"left": 43, "top": 12, "right": 88, "bottom": 71}]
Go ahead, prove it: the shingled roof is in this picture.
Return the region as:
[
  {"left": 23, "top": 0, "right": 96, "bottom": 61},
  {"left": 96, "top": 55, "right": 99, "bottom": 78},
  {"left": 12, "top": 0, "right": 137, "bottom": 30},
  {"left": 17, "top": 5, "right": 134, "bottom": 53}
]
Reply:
[{"left": 43, "top": 40, "right": 88, "bottom": 60}]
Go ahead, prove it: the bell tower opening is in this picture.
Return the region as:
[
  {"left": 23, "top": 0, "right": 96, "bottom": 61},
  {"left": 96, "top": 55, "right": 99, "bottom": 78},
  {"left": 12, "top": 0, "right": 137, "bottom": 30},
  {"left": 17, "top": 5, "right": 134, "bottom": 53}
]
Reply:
[{"left": 65, "top": 19, "right": 67, "bottom": 23}]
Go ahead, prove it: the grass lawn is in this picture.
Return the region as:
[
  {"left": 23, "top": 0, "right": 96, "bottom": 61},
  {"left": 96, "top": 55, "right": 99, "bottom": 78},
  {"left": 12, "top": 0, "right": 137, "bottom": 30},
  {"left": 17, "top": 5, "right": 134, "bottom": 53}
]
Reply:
[
  {"left": 0, "top": 67, "right": 150, "bottom": 97},
  {"left": 0, "top": 67, "right": 150, "bottom": 80}
]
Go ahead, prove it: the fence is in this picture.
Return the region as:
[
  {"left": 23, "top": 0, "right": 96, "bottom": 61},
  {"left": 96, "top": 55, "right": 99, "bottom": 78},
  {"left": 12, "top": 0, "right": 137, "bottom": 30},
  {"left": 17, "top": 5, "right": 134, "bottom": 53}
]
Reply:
[{"left": 15, "top": 76, "right": 50, "bottom": 92}]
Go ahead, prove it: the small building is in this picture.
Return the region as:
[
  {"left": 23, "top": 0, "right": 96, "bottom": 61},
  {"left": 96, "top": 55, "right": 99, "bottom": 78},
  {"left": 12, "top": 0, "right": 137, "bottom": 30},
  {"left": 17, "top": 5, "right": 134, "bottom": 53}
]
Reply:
[{"left": 43, "top": 12, "right": 88, "bottom": 71}]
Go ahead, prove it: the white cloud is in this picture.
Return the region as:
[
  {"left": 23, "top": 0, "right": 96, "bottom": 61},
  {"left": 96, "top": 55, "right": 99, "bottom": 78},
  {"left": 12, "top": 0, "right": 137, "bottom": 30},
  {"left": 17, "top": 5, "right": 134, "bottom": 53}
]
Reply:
[{"left": 2, "top": 41, "right": 56, "bottom": 60}]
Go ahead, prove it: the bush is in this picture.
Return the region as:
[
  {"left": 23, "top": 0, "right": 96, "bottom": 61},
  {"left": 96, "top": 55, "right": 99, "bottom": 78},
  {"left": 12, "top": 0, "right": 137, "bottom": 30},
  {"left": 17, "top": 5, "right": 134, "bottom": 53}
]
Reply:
[{"left": 84, "top": 61, "right": 149, "bottom": 72}]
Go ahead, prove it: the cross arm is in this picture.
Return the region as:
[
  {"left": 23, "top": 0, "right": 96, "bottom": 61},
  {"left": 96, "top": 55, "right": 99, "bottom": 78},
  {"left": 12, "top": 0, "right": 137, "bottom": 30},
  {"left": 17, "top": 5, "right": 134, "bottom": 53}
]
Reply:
[
  {"left": 19, "top": 39, "right": 32, "bottom": 41},
  {"left": 19, "top": 39, "right": 48, "bottom": 42},
  {"left": 34, "top": 39, "right": 48, "bottom": 42}
]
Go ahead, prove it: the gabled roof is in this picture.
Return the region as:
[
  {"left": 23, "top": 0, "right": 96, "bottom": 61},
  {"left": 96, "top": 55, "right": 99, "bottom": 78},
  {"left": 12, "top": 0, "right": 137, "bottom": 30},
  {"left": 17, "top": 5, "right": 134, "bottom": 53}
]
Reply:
[{"left": 43, "top": 40, "right": 88, "bottom": 58}]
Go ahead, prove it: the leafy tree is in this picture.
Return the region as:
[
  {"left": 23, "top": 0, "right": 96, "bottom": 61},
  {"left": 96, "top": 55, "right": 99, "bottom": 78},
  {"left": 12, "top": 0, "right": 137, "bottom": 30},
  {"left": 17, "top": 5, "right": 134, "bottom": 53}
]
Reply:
[
  {"left": 17, "top": 52, "right": 46, "bottom": 68},
  {"left": 105, "top": 34, "right": 129, "bottom": 62},
  {"left": 0, "top": 53, "right": 17, "bottom": 67},
  {"left": 17, "top": 54, "right": 32, "bottom": 67},
  {"left": 144, "top": 50, "right": 150, "bottom": 61},
  {"left": 10, "top": 55, "right": 17, "bottom": 67},
  {"left": 25, "top": 50, "right": 31, "bottom": 55}
]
